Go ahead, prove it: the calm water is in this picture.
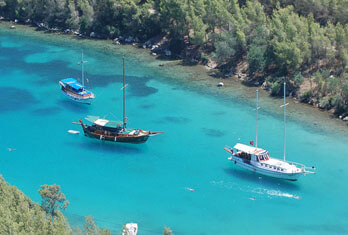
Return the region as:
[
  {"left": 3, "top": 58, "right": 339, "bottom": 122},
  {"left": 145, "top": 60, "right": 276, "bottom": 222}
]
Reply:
[{"left": 1, "top": 26, "right": 348, "bottom": 235}]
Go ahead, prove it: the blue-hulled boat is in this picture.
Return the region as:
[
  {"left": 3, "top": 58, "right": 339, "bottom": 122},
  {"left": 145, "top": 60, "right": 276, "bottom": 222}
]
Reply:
[{"left": 59, "top": 52, "right": 95, "bottom": 104}]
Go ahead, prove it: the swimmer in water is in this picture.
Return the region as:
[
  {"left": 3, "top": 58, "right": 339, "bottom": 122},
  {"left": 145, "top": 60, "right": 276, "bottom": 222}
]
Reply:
[
  {"left": 249, "top": 197, "right": 256, "bottom": 200},
  {"left": 8, "top": 148, "right": 16, "bottom": 152},
  {"left": 185, "top": 187, "right": 195, "bottom": 192}
]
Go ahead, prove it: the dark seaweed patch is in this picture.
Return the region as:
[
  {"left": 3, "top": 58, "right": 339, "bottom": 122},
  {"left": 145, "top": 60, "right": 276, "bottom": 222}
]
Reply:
[
  {"left": 31, "top": 106, "right": 61, "bottom": 116},
  {"left": 202, "top": 128, "right": 225, "bottom": 137},
  {"left": 0, "top": 87, "right": 38, "bottom": 112},
  {"left": 163, "top": 116, "right": 190, "bottom": 124},
  {"left": 139, "top": 104, "right": 155, "bottom": 110}
]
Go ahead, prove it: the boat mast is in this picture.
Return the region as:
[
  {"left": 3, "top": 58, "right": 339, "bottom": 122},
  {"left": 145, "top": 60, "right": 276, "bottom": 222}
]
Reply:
[
  {"left": 81, "top": 50, "right": 87, "bottom": 87},
  {"left": 123, "top": 56, "right": 127, "bottom": 129},
  {"left": 283, "top": 82, "right": 286, "bottom": 161},
  {"left": 256, "top": 89, "right": 259, "bottom": 148}
]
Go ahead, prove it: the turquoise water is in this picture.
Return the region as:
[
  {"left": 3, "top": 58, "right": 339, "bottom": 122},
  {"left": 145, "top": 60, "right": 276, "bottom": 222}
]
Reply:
[{"left": 1, "top": 27, "right": 348, "bottom": 235}]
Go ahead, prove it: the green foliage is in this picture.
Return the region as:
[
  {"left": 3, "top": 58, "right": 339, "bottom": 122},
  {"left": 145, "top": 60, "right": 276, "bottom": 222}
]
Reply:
[
  {"left": 270, "top": 80, "right": 281, "bottom": 96},
  {"left": 0, "top": 175, "right": 72, "bottom": 234},
  {"left": 213, "top": 31, "right": 237, "bottom": 63},
  {"left": 293, "top": 72, "right": 304, "bottom": 86},
  {"left": 248, "top": 44, "right": 266, "bottom": 74},
  {"left": 300, "top": 89, "right": 313, "bottom": 102},
  {"left": 82, "top": 216, "right": 111, "bottom": 235},
  {"left": 319, "top": 96, "right": 331, "bottom": 109},
  {"left": 38, "top": 184, "right": 69, "bottom": 220},
  {"left": 269, "top": 6, "right": 310, "bottom": 73}
]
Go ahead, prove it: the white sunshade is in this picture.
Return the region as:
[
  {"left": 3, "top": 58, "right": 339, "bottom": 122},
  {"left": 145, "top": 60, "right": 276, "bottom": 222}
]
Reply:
[
  {"left": 94, "top": 118, "right": 109, "bottom": 126},
  {"left": 233, "top": 143, "right": 266, "bottom": 155}
]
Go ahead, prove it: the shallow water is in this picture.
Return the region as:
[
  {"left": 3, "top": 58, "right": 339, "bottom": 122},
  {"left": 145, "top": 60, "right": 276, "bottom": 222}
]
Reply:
[{"left": 1, "top": 25, "right": 348, "bottom": 235}]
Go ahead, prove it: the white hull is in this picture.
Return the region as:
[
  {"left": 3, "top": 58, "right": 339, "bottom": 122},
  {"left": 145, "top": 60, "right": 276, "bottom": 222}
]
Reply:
[
  {"left": 61, "top": 90, "right": 94, "bottom": 104},
  {"left": 229, "top": 156, "right": 303, "bottom": 181}
]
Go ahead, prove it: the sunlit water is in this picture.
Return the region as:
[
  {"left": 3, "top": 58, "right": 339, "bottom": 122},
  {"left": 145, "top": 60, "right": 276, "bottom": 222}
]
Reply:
[{"left": 1, "top": 25, "right": 348, "bottom": 235}]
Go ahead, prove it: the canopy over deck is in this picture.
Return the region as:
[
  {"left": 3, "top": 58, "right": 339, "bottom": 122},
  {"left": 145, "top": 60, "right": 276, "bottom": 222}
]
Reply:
[
  {"left": 85, "top": 115, "right": 122, "bottom": 128},
  {"left": 233, "top": 143, "right": 267, "bottom": 155},
  {"left": 60, "top": 77, "right": 92, "bottom": 95}
]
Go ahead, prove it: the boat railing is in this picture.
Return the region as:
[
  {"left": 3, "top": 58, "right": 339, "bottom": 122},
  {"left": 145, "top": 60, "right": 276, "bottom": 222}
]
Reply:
[{"left": 286, "top": 160, "right": 316, "bottom": 174}]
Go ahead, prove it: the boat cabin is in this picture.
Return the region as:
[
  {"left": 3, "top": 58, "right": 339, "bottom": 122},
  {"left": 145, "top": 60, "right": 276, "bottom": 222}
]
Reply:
[
  {"left": 85, "top": 115, "right": 123, "bottom": 135},
  {"left": 60, "top": 78, "right": 91, "bottom": 96},
  {"left": 233, "top": 143, "right": 270, "bottom": 162}
]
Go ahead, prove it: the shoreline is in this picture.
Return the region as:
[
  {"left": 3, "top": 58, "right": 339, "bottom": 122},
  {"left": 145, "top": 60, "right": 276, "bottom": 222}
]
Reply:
[{"left": 0, "top": 21, "right": 347, "bottom": 134}]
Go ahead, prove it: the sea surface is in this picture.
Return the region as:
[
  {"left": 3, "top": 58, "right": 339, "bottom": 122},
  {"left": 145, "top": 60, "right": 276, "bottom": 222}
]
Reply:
[{"left": 1, "top": 24, "right": 348, "bottom": 235}]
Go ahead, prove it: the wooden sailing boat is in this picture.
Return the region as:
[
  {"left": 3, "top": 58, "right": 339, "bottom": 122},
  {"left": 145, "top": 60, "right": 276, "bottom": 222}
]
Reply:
[
  {"left": 59, "top": 51, "right": 95, "bottom": 104},
  {"left": 74, "top": 56, "right": 163, "bottom": 143}
]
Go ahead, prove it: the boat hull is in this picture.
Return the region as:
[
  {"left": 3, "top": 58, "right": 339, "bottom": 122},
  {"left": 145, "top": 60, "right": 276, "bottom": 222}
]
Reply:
[
  {"left": 60, "top": 85, "right": 95, "bottom": 104},
  {"left": 229, "top": 157, "right": 303, "bottom": 181},
  {"left": 81, "top": 124, "right": 150, "bottom": 144}
]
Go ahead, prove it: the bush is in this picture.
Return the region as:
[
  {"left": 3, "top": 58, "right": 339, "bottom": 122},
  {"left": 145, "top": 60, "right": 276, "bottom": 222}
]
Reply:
[
  {"left": 319, "top": 97, "right": 331, "bottom": 109},
  {"left": 300, "top": 90, "right": 313, "bottom": 102},
  {"left": 293, "top": 72, "right": 304, "bottom": 86},
  {"left": 270, "top": 81, "right": 281, "bottom": 96}
]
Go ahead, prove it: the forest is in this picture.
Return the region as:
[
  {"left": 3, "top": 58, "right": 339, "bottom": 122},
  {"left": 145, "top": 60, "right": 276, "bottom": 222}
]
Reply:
[
  {"left": 0, "top": 0, "right": 347, "bottom": 118},
  {"left": 0, "top": 175, "right": 112, "bottom": 234}
]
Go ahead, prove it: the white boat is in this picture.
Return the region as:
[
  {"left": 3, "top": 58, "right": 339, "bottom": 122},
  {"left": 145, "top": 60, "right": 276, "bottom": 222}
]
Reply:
[
  {"left": 122, "top": 223, "right": 138, "bottom": 235},
  {"left": 224, "top": 83, "right": 315, "bottom": 181},
  {"left": 59, "top": 51, "right": 95, "bottom": 104}
]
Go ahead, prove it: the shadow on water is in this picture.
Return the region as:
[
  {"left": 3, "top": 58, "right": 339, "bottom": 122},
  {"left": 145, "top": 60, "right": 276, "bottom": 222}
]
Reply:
[
  {"left": 156, "top": 116, "right": 190, "bottom": 124},
  {"left": 57, "top": 100, "right": 89, "bottom": 113},
  {"left": 202, "top": 128, "right": 225, "bottom": 137},
  {"left": 31, "top": 106, "right": 62, "bottom": 116},
  {"left": 0, "top": 87, "right": 39, "bottom": 113},
  {"left": 212, "top": 111, "right": 226, "bottom": 116},
  {"left": 138, "top": 103, "right": 155, "bottom": 110},
  {"left": 67, "top": 140, "right": 144, "bottom": 155},
  {"left": 223, "top": 167, "right": 301, "bottom": 191}
]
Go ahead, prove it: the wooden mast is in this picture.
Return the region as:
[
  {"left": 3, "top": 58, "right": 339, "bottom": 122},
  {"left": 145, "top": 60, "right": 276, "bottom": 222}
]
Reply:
[{"left": 123, "top": 56, "right": 127, "bottom": 129}]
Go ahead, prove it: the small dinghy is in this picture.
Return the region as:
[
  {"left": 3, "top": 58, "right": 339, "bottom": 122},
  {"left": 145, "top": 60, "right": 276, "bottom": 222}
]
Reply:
[
  {"left": 68, "top": 130, "right": 80, "bottom": 134},
  {"left": 185, "top": 187, "right": 195, "bottom": 192}
]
